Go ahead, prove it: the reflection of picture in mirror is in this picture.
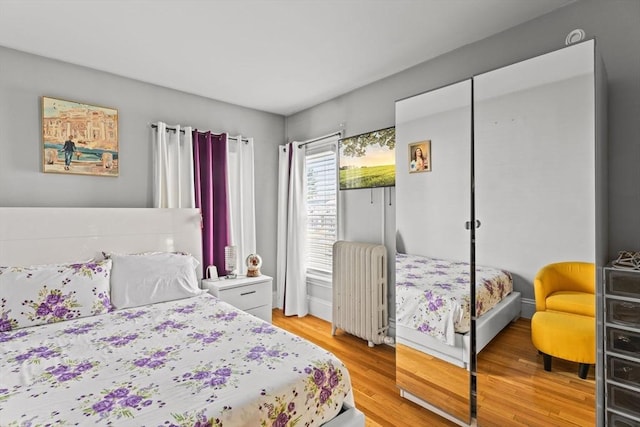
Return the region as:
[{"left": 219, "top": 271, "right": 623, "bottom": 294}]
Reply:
[{"left": 409, "top": 140, "right": 431, "bottom": 173}]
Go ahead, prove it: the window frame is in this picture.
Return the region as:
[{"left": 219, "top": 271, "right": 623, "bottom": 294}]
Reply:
[{"left": 304, "top": 135, "right": 339, "bottom": 279}]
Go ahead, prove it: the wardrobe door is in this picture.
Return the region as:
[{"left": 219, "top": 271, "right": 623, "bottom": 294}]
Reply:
[
  {"left": 473, "top": 40, "right": 599, "bottom": 425},
  {"left": 395, "top": 80, "right": 472, "bottom": 425}
]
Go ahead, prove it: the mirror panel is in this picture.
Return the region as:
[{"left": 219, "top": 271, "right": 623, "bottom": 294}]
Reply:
[
  {"left": 473, "top": 41, "right": 597, "bottom": 425},
  {"left": 395, "top": 80, "right": 472, "bottom": 424}
]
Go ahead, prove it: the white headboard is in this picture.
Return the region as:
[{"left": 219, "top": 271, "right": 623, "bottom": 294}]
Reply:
[{"left": 0, "top": 208, "right": 203, "bottom": 278}]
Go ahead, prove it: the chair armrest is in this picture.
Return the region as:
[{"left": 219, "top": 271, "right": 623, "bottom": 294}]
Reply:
[{"left": 534, "top": 262, "right": 596, "bottom": 312}]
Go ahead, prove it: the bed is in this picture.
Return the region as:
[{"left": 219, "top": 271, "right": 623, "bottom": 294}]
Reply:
[
  {"left": 395, "top": 252, "right": 521, "bottom": 367},
  {"left": 0, "top": 207, "right": 364, "bottom": 427},
  {"left": 395, "top": 252, "right": 521, "bottom": 423}
]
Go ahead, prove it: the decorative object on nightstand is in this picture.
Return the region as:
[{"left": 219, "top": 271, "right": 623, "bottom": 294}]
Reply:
[
  {"left": 206, "top": 265, "right": 218, "bottom": 280},
  {"left": 246, "top": 254, "right": 262, "bottom": 277},
  {"left": 224, "top": 245, "right": 238, "bottom": 279},
  {"left": 612, "top": 250, "right": 640, "bottom": 270},
  {"left": 202, "top": 275, "right": 273, "bottom": 323}
]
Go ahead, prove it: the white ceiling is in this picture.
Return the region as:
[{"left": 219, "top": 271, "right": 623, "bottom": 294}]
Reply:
[{"left": 0, "top": 0, "right": 575, "bottom": 116}]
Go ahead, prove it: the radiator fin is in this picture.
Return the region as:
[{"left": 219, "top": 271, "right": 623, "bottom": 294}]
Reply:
[{"left": 331, "top": 241, "right": 388, "bottom": 346}]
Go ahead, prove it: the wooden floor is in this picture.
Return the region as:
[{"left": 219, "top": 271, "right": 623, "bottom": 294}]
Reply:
[{"left": 273, "top": 310, "right": 596, "bottom": 427}]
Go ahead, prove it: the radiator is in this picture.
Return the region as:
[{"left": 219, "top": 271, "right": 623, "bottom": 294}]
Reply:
[{"left": 331, "top": 241, "right": 388, "bottom": 347}]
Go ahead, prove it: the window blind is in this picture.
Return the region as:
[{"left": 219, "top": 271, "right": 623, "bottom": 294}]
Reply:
[{"left": 305, "top": 145, "right": 337, "bottom": 275}]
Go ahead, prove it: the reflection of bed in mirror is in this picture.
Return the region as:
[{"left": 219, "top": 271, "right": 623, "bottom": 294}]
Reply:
[
  {"left": 395, "top": 252, "right": 521, "bottom": 368},
  {"left": 394, "top": 252, "right": 521, "bottom": 423}
]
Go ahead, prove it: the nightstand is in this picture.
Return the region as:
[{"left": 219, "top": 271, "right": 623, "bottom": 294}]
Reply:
[{"left": 202, "top": 275, "right": 272, "bottom": 323}]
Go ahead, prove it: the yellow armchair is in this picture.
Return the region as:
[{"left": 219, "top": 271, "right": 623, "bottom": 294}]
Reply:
[
  {"left": 531, "top": 261, "right": 596, "bottom": 379},
  {"left": 533, "top": 261, "right": 595, "bottom": 317}
]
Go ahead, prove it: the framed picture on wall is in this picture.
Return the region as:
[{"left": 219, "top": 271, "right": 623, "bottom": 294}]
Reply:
[
  {"left": 339, "top": 126, "right": 395, "bottom": 190},
  {"left": 42, "top": 96, "right": 119, "bottom": 176},
  {"left": 408, "top": 140, "right": 431, "bottom": 173}
]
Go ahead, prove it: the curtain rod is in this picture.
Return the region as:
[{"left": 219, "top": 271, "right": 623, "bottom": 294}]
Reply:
[
  {"left": 150, "top": 123, "right": 249, "bottom": 143},
  {"left": 297, "top": 130, "right": 343, "bottom": 148}
]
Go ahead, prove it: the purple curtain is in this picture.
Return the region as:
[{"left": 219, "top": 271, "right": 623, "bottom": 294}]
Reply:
[{"left": 193, "top": 130, "right": 229, "bottom": 278}]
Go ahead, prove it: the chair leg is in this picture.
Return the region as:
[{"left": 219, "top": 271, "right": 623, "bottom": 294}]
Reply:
[
  {"left": 578, "top": 363, "right": 590, "bottom": 379},
  {"left": 542, "top": 353, "right": 552, "bottom": 371}
]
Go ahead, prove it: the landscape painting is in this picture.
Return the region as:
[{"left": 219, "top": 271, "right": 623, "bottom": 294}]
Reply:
[
  {"left": 42, "top": 96, "right": 119, "bottom": 176},
  {"left": 339, "top": 127, "right": 395, "bottom": 190}
]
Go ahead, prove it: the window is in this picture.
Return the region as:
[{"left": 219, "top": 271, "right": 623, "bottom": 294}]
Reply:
[{"left": 305, "top": 139, "right": 338, "bottom": 276}]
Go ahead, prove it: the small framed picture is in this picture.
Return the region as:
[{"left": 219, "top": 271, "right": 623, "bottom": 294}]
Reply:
[{"left": 408, "top": 140, "right": 431, "bottom": 173}]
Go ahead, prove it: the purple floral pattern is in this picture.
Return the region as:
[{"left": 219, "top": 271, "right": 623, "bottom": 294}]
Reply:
[
  {"left": 260, "top": 359, "right": 347, "bottom": 425},
  {"left": 251, "top": 324, "right": 277, "bottom": 335},
  {"left": 154, "top": 320, "right": 187, "bottom": 332},
  {"left": 62, "top": 320, "right": 102, "bottom": 335},
  {"left": 168, "top": 408, "right": 225, "bottom": 427},
  {"left": 118, "top": 309, "right": 147, "bottom": 320},
  {"left": 82, "top": 383, "right": 160, "bottom": 421},
  {"left": 396, "top": 253, "right": 513, "bottom": 345},
  {"left": 68, "top": 262, "right": 107, "bottom": 278},
  {"left": 243, "top": 345, "right": 290, "bottom": 364},
  {"left": 1, "top": 294, "right": 353, "bottom": 426},
  {"left": 0, "top": 329, "right": 30, "bottom": 343},
  {"left": 22, "top": 286, "right": 82, "bottom": 323},
  {"left": 99, "top": 332, "right": 139, "bottom": 348},
  {"left": 10, "top": 345, "right": 61, "bottom": 369},
  {"left": 41, "top": 359, "right": 99, "bottom": 386},
  {"left": 259, "top": 393, "right": 302, "bottom": 427},
  {"left": 130, "top": 346, "right": 177, "bottom": 371},
  {"left": 0, "top": 298, "right": 18, "bottom": 332},
  {"left": 304, "top": 361, "right": 344, "bottom": 407},
  {"left": 188, "top": 330, "right": 224, "bottom": 346},
  {"left": 212, "top": 310, "right": 239, "bottom": 322},
  {"left": 173, "top": 361, "right": 239, "bottom": 394},
  {"left": 0, "top": 260, "right": 112, "bottom": 330}
]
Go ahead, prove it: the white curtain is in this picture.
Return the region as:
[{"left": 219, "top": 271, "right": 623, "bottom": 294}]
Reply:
[
  {"left": 276, "top": 142, "right": 308, "bottom": 316},
  {"left": 227, "top": 135, "right": 256, "bottom": 275},
  {"left": 152, "top": 122, "right": 195, "bottom": 208}
]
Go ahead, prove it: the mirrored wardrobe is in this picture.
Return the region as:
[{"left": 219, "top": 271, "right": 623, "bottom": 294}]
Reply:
[{"left": 395, "top": 39, "right": 607, "bottom": 426}]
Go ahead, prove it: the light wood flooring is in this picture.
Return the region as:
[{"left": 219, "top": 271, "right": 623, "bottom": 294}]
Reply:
[{"left": 273, "top": 310, "right": 596, "bottom": 427}]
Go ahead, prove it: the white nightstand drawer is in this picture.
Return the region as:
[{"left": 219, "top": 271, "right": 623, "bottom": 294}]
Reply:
[
  {"left": 218, "top": 281, "right": 270, "bottom": 311},
  {"left": 246, "top": 305, "right": 272, "bottom": 323},
  {"left": 202, "top": 275, "right": 273, "bottom": 323}
]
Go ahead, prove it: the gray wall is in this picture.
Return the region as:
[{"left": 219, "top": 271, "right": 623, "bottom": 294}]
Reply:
[
  {"left": 287, "top": 0, "right": 640, "bottom": 269},
  {"left": 0, "top": 46, "right": 284, "bottom": 279},
  {"left": 1, "top": 0, "right": 637, "bottom": 310}
]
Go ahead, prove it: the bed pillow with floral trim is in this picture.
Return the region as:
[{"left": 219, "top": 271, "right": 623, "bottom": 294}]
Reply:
[
  {"left": 108, "top": 252, "right": 205, "bottom": 310},
  {"left": 0, "top": 260, "right": 112, "bottom": 331}
]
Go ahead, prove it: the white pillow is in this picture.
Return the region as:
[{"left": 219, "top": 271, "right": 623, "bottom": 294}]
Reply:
[
  {"left": 0, "top": 260, "right": 112, "bottom": 330},
  {"left": 109, "top": 252, "right": 204, "bottom": 309}
]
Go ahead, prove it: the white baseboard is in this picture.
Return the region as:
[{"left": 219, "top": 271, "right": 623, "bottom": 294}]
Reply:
[
  {"left": 271, "top": 292, "right": 333, "bottom": 322},
  {"left": 388, "top": 318, "right": 396, "bottom": 340},
  {"left": 308, "top": 296, "right": 332, "bottom": 322},
  {"left": 307, "top": 296, "right": 397, "bottom": 346},
  {"left": 521, "top": 298, "right": 535, "bottom": 319}
]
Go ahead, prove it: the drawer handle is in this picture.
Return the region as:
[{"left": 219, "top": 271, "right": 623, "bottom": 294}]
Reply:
[{"left": 240, "top": 290, "right": 257, "bottom": 296}]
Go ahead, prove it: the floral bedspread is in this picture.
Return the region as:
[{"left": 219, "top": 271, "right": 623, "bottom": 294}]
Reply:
[
  {"left": 0, "top": 294, "right": 353, "bottom": 426},
  {"left": 395, "top": 253, "right": 513, "bottom": 346}
]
